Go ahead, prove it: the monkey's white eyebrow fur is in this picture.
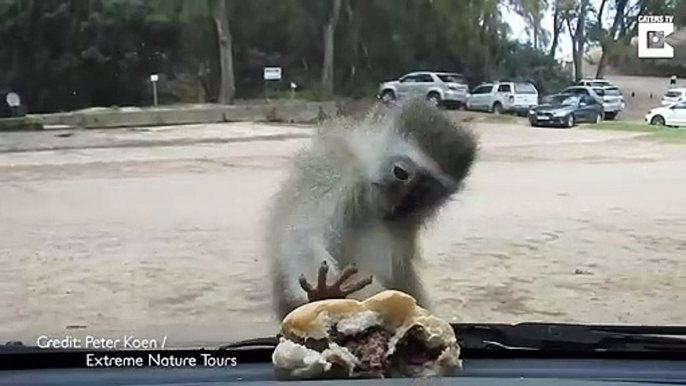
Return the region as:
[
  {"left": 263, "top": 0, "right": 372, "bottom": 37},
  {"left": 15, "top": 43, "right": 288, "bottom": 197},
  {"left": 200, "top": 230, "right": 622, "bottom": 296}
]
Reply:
[{"left": 341, "top": 116, "right": 455, "bottom": 187}]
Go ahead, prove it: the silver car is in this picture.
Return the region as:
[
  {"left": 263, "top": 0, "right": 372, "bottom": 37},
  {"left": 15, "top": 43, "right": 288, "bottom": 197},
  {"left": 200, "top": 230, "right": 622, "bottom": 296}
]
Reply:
[{"left": 377, "top": 71, "right": 469, "bottom": 107}]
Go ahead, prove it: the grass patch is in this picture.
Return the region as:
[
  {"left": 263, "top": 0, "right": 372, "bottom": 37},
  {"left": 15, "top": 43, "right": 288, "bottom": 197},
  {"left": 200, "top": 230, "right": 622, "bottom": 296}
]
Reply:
[
  {"left": 587, "top": 120, "right": 686, "bottom": 144},
  {"left": 0, "top": 116, "right": 44, "bottom": 131},
  {"left": 450, "top": 111, "right": 521, "bottom": 124}
]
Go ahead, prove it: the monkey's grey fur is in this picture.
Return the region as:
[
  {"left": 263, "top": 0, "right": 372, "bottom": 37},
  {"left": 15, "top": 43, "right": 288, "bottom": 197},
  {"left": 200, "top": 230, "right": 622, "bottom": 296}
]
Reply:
[{"left": 266, "top": 98, "right": 479, "bottom": 320}]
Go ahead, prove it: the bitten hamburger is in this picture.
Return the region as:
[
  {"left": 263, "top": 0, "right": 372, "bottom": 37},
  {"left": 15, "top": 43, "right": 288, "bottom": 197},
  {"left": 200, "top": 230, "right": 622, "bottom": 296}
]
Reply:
[{"left": 271, "top": 290, "right": 461, "bottom": 379}]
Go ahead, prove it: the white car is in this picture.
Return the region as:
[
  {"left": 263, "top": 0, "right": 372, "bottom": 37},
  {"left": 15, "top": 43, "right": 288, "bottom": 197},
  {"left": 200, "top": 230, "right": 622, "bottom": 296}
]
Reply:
[
  {"left": 577, "top": 78, "right": 616, "bottom": 88},
  {"left": 465, "top": 81, "right": 539, "bottom": 115},
  {"left": 645, "top": 100, "right": 686, "bottom": 127},
  {"left": 661, "top": 88, "right": 686, "bottom": 106}
]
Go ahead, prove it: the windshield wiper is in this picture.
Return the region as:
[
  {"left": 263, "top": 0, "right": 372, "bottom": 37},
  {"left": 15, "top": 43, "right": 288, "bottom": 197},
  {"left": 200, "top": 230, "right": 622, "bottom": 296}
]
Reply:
[
  {"left": 217, "top": 323, "right": 686, "bottom": 354},
  {"left": 454, "top": 323, "right": 686, "bottom": 353}
]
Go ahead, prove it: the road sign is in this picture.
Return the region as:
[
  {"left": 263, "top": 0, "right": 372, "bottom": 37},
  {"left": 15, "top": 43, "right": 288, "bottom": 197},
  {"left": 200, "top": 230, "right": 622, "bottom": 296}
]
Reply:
[{"left": 263, "top": 67, "right": 282, "bottom": 81}]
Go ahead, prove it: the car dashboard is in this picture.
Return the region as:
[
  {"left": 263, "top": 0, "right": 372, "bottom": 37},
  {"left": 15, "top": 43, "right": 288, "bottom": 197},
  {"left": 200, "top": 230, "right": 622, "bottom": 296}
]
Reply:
[{"left": 2, "top": 358, "right": 686, "bottom": 385}]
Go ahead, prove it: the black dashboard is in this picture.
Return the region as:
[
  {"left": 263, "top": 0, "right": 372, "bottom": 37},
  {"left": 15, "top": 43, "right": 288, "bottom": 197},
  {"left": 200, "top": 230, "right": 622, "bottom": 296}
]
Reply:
[
  {"left": 2, "top": 358, "right": 686, "bottom": 385},
  {"left": 4, "top": 323, "right": 686, "bottom": 386}
]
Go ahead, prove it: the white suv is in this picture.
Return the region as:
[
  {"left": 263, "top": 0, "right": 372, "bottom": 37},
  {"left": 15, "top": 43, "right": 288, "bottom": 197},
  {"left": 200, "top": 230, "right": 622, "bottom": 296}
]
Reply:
[{"left": 465, "top": 81, "right": 539, "bottom": 115}]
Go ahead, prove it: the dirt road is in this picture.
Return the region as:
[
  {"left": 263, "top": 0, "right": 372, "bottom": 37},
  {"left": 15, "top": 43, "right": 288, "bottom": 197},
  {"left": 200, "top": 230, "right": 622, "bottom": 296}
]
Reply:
[{"left": 1, "top": 119, "right": 685, "bottom": 347}]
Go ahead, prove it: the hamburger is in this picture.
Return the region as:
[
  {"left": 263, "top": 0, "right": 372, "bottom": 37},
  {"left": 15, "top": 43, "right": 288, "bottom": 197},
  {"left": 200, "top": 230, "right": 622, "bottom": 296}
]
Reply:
[{"left": 271, "top": 290, "right": 461, "bottom": 379}]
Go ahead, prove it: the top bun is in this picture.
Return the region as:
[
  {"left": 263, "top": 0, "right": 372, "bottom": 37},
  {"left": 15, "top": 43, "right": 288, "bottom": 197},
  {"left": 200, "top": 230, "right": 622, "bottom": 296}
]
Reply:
[{"left": 273, "top": 290, "right": 461, "bottom": 379}]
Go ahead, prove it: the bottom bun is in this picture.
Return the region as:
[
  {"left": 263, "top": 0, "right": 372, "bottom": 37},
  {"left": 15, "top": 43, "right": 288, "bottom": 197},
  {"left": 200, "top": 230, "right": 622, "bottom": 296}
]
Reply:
[{"left": 271, "top": 290, "right": 461, "bottom": 379}]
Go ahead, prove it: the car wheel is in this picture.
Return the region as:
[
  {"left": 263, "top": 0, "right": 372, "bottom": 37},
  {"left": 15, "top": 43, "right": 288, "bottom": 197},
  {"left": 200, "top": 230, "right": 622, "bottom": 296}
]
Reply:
[
  {"left": 594, "top": 112, "right": 602, "bottom": 124},
  {"left": 427, "top": 92, "right": 440, "bottom": 107},
  {"left": 380, "top": 90, "right": 395, "bottom": 103},
  {"left": 650, "top": 115, "right": 665, "bottom": 126},
  {"left": 604, "top": 112, "right": 617, "bottom": 120},
  {"left": 566, "top": 114, "right": 575, "bottom": 128},
  {"left": 492, "top": 102, "right": 503, "bottom": 114}
]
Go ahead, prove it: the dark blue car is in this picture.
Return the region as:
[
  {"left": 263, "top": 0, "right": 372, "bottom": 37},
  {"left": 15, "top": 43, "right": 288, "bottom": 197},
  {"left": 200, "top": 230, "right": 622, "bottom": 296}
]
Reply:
[{"left": 528, "top": 93, "right": 604, "bottom": 128}]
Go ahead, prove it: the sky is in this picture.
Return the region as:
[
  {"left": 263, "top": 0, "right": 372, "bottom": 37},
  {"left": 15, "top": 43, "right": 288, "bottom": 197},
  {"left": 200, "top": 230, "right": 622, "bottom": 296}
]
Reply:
[{"left": 502, "top": 0, "right": 616, "bottom": 60}]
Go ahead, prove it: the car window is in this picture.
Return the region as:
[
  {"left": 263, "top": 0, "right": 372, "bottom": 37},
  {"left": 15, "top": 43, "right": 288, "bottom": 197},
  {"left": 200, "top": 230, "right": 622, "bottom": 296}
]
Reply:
[
  {"left": 665, "top": 91, "right": 683, "bottom": 98},
  {"left": 603, "top": 87, "right": 621, "bottom": 96},
  {"left": 497, "top": 84, "right": 512, "bottom": 92},
  {"left": 672, "top": 101, "right": 686, "bottom": 109},
  {"left": 514, "top": 83, "right": 536, "bottom": 94},
  {"left": 566, "top": 88, "right": 588, "bottom": 95},
  {"left": 472, "top": 85, "right": 492, "bottom": 94},
  {"left": 581, "top": 95, "right": 596, "bottom": 104},
  {"left": 416, "top": 74, "right": 434, "bottom": 83},
  {"left": 437, "top": 74, "right": 465, "bottom": 84},
  {"left": 400, "top": 75, "right": 418, "bottom": 83},
  {"left": 593, "top": 88, "right": 605, "bottom": 96}
]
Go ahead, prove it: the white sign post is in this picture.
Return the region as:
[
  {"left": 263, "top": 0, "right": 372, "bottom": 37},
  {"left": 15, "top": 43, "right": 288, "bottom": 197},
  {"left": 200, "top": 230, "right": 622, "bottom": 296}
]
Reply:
[
  {"left": 150, "top": 74, "right": 159, "bottom": 106},
  {"left": 263, "top": 67, "right": 282, "bottom": 100},
  {"left": 5, "top": 92, "right": 21, "bottom": 117},
  {"left": 290, "top": 82, "right": 297, "bottom": 99}
]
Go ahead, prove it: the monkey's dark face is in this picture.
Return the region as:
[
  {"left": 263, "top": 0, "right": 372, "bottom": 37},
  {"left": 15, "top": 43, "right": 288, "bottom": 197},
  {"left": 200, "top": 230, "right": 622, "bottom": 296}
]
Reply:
[{"left": 374, "top": 156, "right": 455, "bottom": 222}]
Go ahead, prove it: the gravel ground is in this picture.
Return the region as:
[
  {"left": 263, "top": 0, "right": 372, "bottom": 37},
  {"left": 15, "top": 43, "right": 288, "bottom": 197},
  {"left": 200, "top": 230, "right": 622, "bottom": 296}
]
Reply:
[{"left": 1, "top": 118, "right": 685, "bottom": 348}]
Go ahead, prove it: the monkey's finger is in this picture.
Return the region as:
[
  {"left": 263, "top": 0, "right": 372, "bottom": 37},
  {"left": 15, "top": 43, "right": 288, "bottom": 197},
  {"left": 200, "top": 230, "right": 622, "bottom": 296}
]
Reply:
[
  {"left": 299, "top": 274, "right": 313, "bottom": 293},
  {"left": 317, "top": 261, "right": 329, "bottom": 290},
  {"left": 333, "top": 264, "right": 359, "bottom": 288},
  {"left": 341, "top": 275, "right": 373, "bottom": 296}
]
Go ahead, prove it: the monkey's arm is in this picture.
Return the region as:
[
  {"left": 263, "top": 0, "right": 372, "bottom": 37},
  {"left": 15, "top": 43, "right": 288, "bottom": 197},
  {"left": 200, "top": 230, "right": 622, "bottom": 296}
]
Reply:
[{"left": 273, "top": 236, "right": 372, "bottom": 319}]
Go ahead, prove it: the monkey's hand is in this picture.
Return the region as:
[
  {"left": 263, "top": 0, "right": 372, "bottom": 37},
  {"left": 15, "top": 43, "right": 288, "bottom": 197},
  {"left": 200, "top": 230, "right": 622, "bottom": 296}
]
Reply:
[{"left": 298, "top": 261, "right": 373, "bottom": 303}]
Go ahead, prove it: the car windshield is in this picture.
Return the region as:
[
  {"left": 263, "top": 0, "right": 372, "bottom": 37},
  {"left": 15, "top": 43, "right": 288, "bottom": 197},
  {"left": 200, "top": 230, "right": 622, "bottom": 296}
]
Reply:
[
  {"left": 665, "top": 91, "right": 682, "bottom": 98},
  {"left": 1, "top": 0, "right": 684, "bottom": 353},
  {"left": 549, "top": 95, "right": 579, "bottom": 105}
]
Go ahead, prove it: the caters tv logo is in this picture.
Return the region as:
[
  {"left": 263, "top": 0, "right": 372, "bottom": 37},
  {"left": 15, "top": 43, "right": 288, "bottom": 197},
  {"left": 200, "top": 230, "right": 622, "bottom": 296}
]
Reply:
[{"left": 638, "top": 15, "right": 675, "bottom": 59}]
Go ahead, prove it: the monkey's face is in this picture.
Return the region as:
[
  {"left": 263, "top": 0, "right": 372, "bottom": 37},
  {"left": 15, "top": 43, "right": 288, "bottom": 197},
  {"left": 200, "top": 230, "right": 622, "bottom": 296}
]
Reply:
[{"left": 375, "top": 156, "right": 455, "bottom": 222}]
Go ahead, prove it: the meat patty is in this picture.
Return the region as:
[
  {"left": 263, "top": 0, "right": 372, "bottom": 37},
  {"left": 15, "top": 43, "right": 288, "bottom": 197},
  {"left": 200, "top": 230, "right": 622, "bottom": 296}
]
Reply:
[
  {"left": 332, "top": 325, "right": 390, "bottom": 374},
  {"left": 390, "top": 325, "right": 446, "bottom": 368}
]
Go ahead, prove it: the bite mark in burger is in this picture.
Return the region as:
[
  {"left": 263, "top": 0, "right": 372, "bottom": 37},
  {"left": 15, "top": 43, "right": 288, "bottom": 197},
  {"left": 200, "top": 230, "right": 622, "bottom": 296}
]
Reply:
[{"left": 272, "top": 290, "right": 461, "bottom": 379}]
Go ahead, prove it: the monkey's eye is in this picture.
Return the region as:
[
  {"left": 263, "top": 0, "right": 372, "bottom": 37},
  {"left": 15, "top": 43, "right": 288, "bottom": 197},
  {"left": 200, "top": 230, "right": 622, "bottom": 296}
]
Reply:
[{"left": 392, "top": 164, "right": 410, "bottom": 181}]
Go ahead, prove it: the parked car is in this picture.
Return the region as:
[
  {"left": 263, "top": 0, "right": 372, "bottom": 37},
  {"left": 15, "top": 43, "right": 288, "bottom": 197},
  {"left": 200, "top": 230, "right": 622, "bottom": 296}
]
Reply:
[
  {"left": 661, "top": 88, "right": 686, "bottom": 106},
  {"left": 646, "top": 100, "right": 686, "bottom": 127},
  {"left": 465, "top": 81, "right": 539, "bottom": 115},
  {"left": 377, "top": 71, "right": 469, "bottom": 107},
  {"left": 528, "top": 93, "right": 603, "bottom": 128},
  {"left": 592, "top": 86, "right": 626, "bottom": 120},
  {"left": 560, "top": 85, "right": 624, "bottom": 120},
  {"left": 577, "top": 78, "right": 615, "bottom": 88}
]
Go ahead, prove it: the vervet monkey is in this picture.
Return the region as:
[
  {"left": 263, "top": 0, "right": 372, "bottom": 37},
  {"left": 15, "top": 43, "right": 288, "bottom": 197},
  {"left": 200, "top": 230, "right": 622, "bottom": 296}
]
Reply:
[{"left": 266, "top": 98, "right": 478, "bottom": 319}]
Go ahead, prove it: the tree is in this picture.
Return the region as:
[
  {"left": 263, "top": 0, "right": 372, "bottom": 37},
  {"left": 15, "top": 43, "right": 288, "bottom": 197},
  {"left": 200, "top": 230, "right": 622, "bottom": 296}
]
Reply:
[
  {"left": 212, "top": 0, "right": 235, "bottom": 104},
  {"left": 321, "top": 0, "right": 342, "bottom": 99},
  {"left": 561, "top": 0, "right": 591, "bottom": 81},
  {"left": 549, "top": 0, "right": 565, "bottom": 58},
  {"left": 509, "top": 0, "right": 550, "bottom": 50}
]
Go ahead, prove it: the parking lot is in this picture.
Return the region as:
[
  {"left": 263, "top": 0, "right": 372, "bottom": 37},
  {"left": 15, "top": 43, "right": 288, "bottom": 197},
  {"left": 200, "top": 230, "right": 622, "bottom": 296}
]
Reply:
[{"left": 1, "top": 114, "right": 685, "bottom": 347}]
